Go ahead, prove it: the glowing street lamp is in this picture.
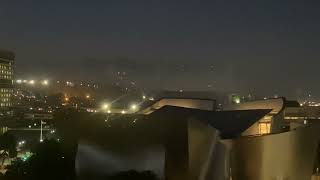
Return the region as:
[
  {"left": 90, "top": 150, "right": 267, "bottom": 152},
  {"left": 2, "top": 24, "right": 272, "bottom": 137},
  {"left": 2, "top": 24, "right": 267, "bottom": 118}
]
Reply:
[
  {"left": 102, "top": 103, "right": 109, "bottom": 109},
  {"left": 131, "top": 104, "right": 137, "bottom": 110},
  {"left": 42, "top": 80, "right": 49, "bottom": 85}
]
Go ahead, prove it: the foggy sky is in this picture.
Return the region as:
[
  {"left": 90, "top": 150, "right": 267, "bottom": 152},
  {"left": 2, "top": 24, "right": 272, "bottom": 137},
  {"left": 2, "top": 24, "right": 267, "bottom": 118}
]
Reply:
[{"left": 1, "top": 0, "right": 320, "bottom": 98}]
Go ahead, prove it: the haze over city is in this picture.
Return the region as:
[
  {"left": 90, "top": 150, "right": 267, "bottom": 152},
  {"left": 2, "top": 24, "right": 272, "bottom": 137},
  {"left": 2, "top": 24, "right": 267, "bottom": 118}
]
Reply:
[
  {"left": 1, "top": 1, "right": 320, "bottom": 98},
  {"left": 3, "top": 1, "right": 320, "bottom": 180}
]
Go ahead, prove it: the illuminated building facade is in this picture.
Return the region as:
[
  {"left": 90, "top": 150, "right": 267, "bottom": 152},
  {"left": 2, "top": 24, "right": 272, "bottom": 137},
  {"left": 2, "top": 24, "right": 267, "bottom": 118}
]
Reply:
[
  {"left": 0, "top": 50, "right": 14, "bottom": 108},
  {"left": 224, "top": 98, "right": 302, "bottom": 135}
]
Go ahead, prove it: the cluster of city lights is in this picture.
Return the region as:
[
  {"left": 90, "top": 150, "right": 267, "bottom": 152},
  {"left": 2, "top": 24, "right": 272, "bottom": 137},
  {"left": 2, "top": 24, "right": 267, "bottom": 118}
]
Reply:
[
  {"left": 97, "top": 95, "right": 153, "bottom": 114},
  {"left": 300, "top": 101, "right": 320, "bottom": 107},
  {"left": 18, "top": 140, "right": 26, "bottom": 146},
  {"left": 16, "top": 79, "right": 49, "bottom": 86},
  {"left": 100, "top": 102, "right": 140, "bottom": 114}
]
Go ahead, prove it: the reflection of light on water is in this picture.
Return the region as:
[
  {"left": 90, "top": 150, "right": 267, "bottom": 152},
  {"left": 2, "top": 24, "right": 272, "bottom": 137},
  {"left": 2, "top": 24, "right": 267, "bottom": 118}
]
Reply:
[{"left": 76, "top": 141, "right": 165, "bottom": 179}]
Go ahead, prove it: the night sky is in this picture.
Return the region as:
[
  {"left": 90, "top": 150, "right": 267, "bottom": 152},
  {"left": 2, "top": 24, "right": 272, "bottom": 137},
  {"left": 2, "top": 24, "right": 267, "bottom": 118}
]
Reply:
[{"left": 1, "top": 0, "right": 320, "bottom": 98}]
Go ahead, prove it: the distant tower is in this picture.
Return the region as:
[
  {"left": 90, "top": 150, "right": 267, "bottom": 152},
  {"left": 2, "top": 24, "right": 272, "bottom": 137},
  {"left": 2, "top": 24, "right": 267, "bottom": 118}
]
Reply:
[{"left": 0, "top": 50, "right": 14, "bottom": 109}]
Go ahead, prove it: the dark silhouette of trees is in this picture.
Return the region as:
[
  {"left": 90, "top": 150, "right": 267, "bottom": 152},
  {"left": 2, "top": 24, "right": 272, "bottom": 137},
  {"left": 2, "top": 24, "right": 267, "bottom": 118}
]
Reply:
[
  {"left": 0, "top": 133, "right": 17, "bottom": 166},
  {"left": 106, "top": 170, "right": 159, "bottom": 180},
  {"left": 5, "top": 139, "right": 73, "bottom": 180}
]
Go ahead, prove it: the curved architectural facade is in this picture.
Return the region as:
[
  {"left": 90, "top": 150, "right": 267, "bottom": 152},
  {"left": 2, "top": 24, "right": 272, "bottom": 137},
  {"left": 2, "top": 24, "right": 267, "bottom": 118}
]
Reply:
[
  {"left": 224, "top": 98, "right": 286, "bottom": 135},
  {"left": 228, "top": 126, "right": 320, "bottom": 180}
]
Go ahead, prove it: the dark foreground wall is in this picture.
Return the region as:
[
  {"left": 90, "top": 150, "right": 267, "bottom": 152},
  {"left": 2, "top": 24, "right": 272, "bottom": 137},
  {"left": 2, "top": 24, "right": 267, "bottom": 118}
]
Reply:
[
  {"left": 74, "top": 119, "right": 227, "bottom": 180},
  {"left": 55, "top": 107, "right": 271, "bottom": 180},
  {"left": 56, "top": 109, "right": 232, "bottom": 180}
]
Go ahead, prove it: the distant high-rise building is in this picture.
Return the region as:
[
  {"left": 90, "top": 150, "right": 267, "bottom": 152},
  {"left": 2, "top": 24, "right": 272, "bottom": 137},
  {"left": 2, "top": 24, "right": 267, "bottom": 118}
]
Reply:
[{"left": 0, "top": 50, "right": 14, "bottom": 108}]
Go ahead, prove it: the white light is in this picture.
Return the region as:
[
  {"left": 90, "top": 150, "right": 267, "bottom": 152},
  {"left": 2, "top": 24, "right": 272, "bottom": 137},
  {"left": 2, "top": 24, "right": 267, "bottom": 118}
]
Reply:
[
  {"left": 28, "top": 125, "right": 31, "bottom": 128},
  {"left": 29, "top": 80, "right": 35, "bottom": 85},
  {"left": 42, "top": 80, "right": 49, "bottom": 85},
  {"left": 34, "top": 123, "right": 37, "bottom": 126},
  {"left": 107, "top": 110, "right": 111, "bottom": 114},
  {"left": 86, "top": 95, "right": 90, "bottom": 99},
  {"left": 131, "top": 104, "right": 137, "bottom": 110},
  {"left": 102, "top": 103, "right": 109, "bottom": 109},
  {"left": 121, "top": 110, "right": 126, "bottom": 114},
  {"left": 40, "top": 139, "right": 43, "bottom": 143},
  {"left": 142, "top": 95, "right": 146, "bottom": 99},
  {"left": 23, "top": 80, "right": 27, "bottom": 83},
  {"left": 16, "top": 80, "right": 22, "bottom": 84}
]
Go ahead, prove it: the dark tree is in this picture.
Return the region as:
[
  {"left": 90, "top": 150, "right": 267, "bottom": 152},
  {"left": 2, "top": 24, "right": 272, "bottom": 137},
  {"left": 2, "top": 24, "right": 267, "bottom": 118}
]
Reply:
[
  {"left": 106, "top": 170, "right": 159, "bottom": 180},
  {"left": 0, "top": 133, "right": 17, "bottom": 165},
  {"left": 5, "top": 139, "right": 74, "bottom": 180}
]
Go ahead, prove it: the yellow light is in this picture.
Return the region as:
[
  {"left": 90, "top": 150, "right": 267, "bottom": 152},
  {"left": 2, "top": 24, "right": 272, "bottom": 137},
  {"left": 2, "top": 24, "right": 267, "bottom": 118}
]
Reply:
[
  {"left": 86, "top": 95, "right": 90, "bottom": 99},
  {"left": 107, "top": 110, "right": 111, "bottom": 114},
  {"left": 65, "top": 97, "right": 69, "bottom": 102},
  {"left": 102, "top": 103, "right": 109, "bottom": 109},
  {"left": 42, "top": 80, "right": 49, "bottom": 85},
  {"left": 121, "top": 110, "right": 126, "bottom": 114},
  {"left": 131, "top": 104, "right": 137, "bottom": 110},
  {"left": 29, "top": 80, "right": 35, "bottom": 85}
]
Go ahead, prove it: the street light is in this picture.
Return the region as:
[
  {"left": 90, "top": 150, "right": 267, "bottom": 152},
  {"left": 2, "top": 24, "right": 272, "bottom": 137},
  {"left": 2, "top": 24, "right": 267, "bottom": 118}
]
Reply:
[
  {"left": 29, "top": 80, "right": 35, "bottom": 85},
  {"left": 121, "top": 110, "right": 126, "bottom": 114},
  {"left": 102, "top": 103, "right": 109, "bottom": 109},
  {"left": 131, "top": 104, "right": 137, "bottom": 110},
  {"left": 42, "top": 80, "right": 49, "bottom": 85},
  {"left": 40, "top": 120, "right": 46, "bottom": 143}
]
